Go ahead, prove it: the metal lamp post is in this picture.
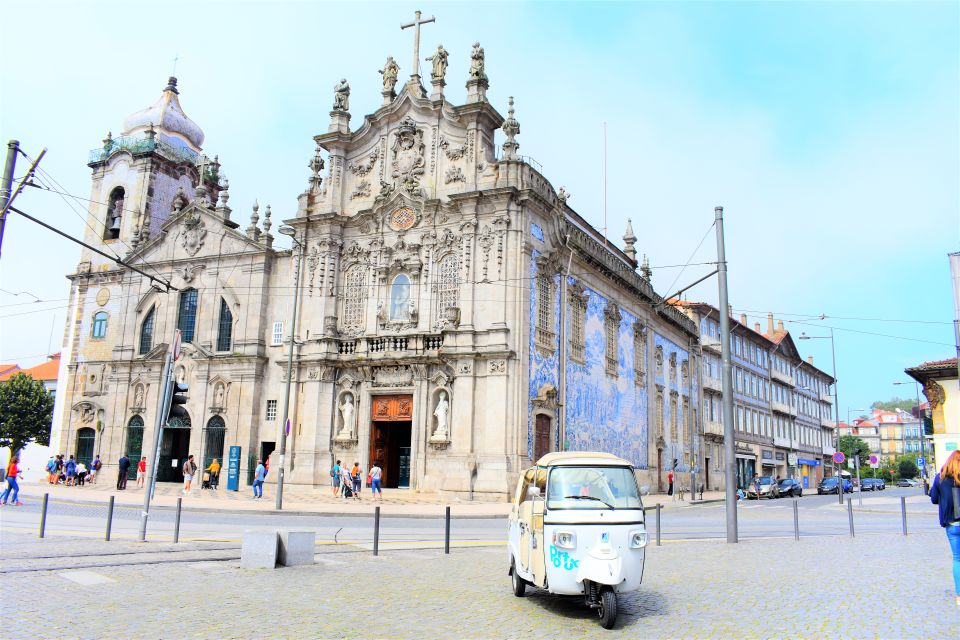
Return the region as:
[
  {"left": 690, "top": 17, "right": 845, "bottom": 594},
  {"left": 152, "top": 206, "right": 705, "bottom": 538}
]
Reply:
[
  {"left": 894, "top": 380, "right": 928, "bottom": 492},
  {"left": 275, "top": 224, "right": 305, "bottom": 510},
  {"left": 799, "top": 329, "right": 842, "bottom": 504}
]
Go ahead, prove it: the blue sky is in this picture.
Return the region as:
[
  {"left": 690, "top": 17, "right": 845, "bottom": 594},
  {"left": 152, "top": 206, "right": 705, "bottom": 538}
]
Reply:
[{"left": 1, "top": 0, "right": 957, "bottom": 415}]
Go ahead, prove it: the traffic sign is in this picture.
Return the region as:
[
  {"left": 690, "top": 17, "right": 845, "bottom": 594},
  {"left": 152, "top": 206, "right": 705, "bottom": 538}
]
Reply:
[
  {"left": 833, "top": 452, "right": 845, "bottom": 464},
  {"left": 172, "top": 329, "right": 182, "bottom": 361},
  {"left": 869, "top": 455, "right": 879, "bottom": 469},
  {"left": 916, "top": 457, "right": 925, "bottom": 468}
]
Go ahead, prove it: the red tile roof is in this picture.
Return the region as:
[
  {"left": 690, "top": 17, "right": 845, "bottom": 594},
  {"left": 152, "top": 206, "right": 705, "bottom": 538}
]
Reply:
[{"left": 0, "top": 354, "right": 59, "bottom": 382}]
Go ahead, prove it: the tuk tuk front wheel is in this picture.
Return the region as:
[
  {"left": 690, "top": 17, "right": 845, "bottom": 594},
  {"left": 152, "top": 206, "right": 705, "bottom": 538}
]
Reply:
[
  {"left": 511, "top": 559, "right": 526, "bottom": 597},
  {"left": 598, "top": 587, "right": 617, "bottom": 629}
]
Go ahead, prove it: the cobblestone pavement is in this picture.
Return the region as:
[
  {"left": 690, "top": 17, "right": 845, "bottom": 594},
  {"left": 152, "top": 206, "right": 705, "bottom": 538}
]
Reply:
[{"left": 1, "top": 530, "right": 956, "bottom": 638}]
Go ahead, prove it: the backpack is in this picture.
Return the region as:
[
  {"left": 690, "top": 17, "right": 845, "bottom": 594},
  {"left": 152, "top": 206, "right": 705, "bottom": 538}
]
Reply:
[
  {"left": 93, "top": 459, "right": 102, "bottom": 471},
  {"left": 330, "top": 465, "right": 338, "bottom": 478}
]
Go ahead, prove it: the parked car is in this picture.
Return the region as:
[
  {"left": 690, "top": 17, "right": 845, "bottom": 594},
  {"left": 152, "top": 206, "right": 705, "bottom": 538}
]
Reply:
[
  {"left": 777, "top": 478, "right": 803, "bottom": 498},
  {"left": 817, "top": 477, "right": 853, "bottom": 495},
  {"left": 896, "top": 478, "right": 919, "bottom": 487},
  {"left": 861, "top": 478, "right": 878, "bottom": 491},
  {"left": 745, "top": 476, "right": 780, "bottom": 499},
  {"left": 876, "top": 479, "right": 886, "bottom": 490}
]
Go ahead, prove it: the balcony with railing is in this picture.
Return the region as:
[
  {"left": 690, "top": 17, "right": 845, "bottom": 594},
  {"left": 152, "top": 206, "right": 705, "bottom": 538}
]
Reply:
[
  {"left": 335, "top": 333, "right": 444, "bottom": 358},
  {"left": 820, "top": 417, "right": 836, "bottom": 429},
  {"left": 89, "top": 135, "right": 200, "bottom": 166},
  {"left": 819, "top": 391, "right": 833, "bottom": 404},
  {"left": 701, "top": 336, "right": 722, "bottom": 354},
  {"left": 771, "top": 369, "right": 795, "bottom": 385},
  {"left": 703, "top": 375, "right": 722, "bottom": 393},
  {"left": 771, "top": 400, "right": 796, "bottom": 416},
  {"left": 821, "top": 445, "right": 835, "bottom": 456},
  {"left": 704, "top": 419, "right": 724, "bottom": 437}
]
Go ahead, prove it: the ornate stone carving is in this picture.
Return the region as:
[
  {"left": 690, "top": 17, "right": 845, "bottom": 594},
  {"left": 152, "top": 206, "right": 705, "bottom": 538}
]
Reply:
[
  {"left": 348, "top": 152, "right": 377, "bottom": 177},
  {"left": 176, "top": 264, "right": 204, "bottom": 283},
  {"left": 457, "top": 361, "right": 473, "bottom": 376},
  {"left": 488, "top": 359, "right": 506, "bottom": 374},
  {"left": 332, "top": 78, "right": 350, "bottom": 111},
  {"left": 444, "top": 166, "right": 466, "bottom": 184},
  {"left": 391, "top": 117, "right": 426, "bottom": 197},
  {"left": 923, "top": 380, "right": 945, "bottom": 410},
  {"left": 439, "top": 137, "right": 466, "bottom": 160},
  {"left": 372, "top": 365, "right": 413, "bottom": 387},
  {"left": 350, "top": 180, "right": 371, "bottom": 200},
  {"left": 180, "top": 213, "right": 207, "bottom": 257},
  {"left": 431, "top": 390, "right": 450, "bottom": 441},
  {"left": 379, "top": 56, "right": 400, "bottom": 96},
  {"left": 468, "top": 42, "right": 487, "bottom": 81},
  {"left": 427, "top": 44, "right": 448, "bottom": 81}
]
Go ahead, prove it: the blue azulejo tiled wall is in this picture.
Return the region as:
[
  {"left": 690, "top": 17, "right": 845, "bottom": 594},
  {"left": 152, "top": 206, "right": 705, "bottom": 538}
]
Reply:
[
  {"left": 527, "top": 250, "right": 561, "bottom": 459},
  {"left": 653, "top": 333, "right": 694, "bottom": 471}
]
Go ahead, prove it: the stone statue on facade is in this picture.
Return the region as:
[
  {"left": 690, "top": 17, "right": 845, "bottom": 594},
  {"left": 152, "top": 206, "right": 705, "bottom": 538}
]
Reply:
[
  {"left": 426, "top": 44, "right": 448, "bottom": 81},
  {"left": 433, "top": 391, "right": 449, "bottom": 440},
  {"left": 379, "top": 57, "right": 400, "bottom": 94},
  {"left": 333, "top": 78, "right": 350, "bottom": 111},
  {"left": 468, "top": 42, "right": 487, "bottom": 81},
  {"left": 338, "top": 393, "right": 355, "bottom": 438},
  {"left": 134, "top": 385, "right": 144, "bottom": 407}
]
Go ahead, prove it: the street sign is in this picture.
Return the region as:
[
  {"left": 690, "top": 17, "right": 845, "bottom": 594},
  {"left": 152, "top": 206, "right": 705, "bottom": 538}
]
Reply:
[
  {"left": 172, "top": 329, "right": 182, "bottom": 361},
  {"left": 916, "top": 457, "right": 925, "bottom": 468},
  {"left": 869, "top": 455, "right": 879, "bottom": 469},
  {"left": 833, "top": 452, "right": 845, "bottom": 464},
  {"left": 227, "top": 445, "right": 241, "bottom": 491}
]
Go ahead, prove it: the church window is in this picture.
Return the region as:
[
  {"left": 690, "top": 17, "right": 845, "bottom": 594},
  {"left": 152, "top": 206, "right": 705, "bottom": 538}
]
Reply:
[
  {"left": 266, "top": 400, "right": 277, "bottom": 421},
  {"left": 216, "top": 298, "right": 233, "bottom": 352},
  {"left": 683, "top": 397, "right": 690, "bottom": 442},
  {"left": 271, "top": 321, "right": 283, "bottom": 346},
  {"left": 569, "top": 284, "right": 586, "bottom": 364},
  {"left": 139, "top": 306, "right": 155, "bottom": 355},
  {"left": 389, "top": 274, "right": 411, "bottom": 321},
  {"left": 177, "top": 288, "right": 198, "bottom": 343},
  {"left": 655, "top": 345, "right": 663, "bottom": 376},
  {"left": 103, "top": 187, "right": 124, "bottom": 240},
  {"left": 437, "top": 254, "right": 460, "bottom": 314},
  {"left": 91, "top": 312, "right": 108, "bottom": 339},
  {"left": 603, "top": 303, "right": 621, "bottom": 376},
  {"left": 534, "top": 273, "right": 555, "bottom": 353},
  {"left": 656, "top": 389, "right": 664, "bottom": 436},
  {"left": 341, "top": 265, "right": 367, "bottom": 333},
  {"left": 633, "top": 323, "right": 647, "bottom": 386},
  {"left": 670, "top": 394, "right": 679, "bottom": 441}
]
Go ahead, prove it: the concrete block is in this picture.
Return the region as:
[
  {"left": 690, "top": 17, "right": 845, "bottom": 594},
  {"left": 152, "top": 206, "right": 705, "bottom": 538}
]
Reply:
[
  {"left": 241, "top": 529, "right": 278, "bottom": 569},
  {"left": 278, "top": 530, "right": 316, "bottom": 566}
]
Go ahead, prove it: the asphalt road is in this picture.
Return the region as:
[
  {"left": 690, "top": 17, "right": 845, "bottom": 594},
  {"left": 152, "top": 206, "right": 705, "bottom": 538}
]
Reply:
[{"left": 0, "top": 486, "right": 938, "bottom": 544}]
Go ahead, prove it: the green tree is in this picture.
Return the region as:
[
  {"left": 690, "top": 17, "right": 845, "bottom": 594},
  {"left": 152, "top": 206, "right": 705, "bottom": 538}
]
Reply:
[
  {"left": 870, "top": 397, "right": 916, "bottom": 413},
  {"left": 892, "top": 453, "right": 921, "bottom": 479},
  {"left": 0, "top": 373, "right": 54, "bottom": 453},
  {"left": 838, "top": 435, "right": 871, "bottom": 468}
]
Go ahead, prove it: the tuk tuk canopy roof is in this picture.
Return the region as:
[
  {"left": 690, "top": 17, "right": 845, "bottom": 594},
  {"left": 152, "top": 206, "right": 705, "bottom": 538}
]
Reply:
[{"left": 536, "top": 451, "right": 633, "bottom": 468}]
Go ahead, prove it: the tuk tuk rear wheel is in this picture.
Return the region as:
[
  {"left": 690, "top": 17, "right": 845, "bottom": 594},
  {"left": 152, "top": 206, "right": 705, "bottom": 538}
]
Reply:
[
  {"left": 598, "top": 587, "right": 617, "bottom": 629},
  {"left": 511, "top": 559, "right": 526, "bottom": 597}
]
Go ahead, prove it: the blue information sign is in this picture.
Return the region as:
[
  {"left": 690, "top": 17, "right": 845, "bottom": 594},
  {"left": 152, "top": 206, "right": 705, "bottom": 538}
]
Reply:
[
  {"left": 227, "top": 445, "right": 241, "bottom": 491},
  {"left": 916, "top": 457, "right": 925, "bottom": 469}
]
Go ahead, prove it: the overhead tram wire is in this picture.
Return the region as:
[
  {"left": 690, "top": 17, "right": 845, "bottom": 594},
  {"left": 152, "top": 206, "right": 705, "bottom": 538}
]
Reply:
[
  {"left": 731, "top": 308, "right": 952, "bottom": 326},
  {"left": 661, "top": 220, "right": 717, "bottom": 301},
  {"left": 781, "top": 317, "right": 954, "bottom": 348}
]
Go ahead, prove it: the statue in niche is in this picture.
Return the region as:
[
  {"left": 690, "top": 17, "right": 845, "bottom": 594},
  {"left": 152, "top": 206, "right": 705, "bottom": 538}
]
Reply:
[
  {"left": 390, "top": 274, "right": 411, "bottom": 321},
  {"left": 134, "top": 385, "right": 144, "bottom": 407},
  {"left": 379, "top": 57, "right": 399, "bottom": 94},
  {"left": 426, "top": 44, "right": 448, "bottom": 81},
  {"left": 468, "top": 42, "right": 486, "bottom": 80},
  {"left": 214, "top": 383, "right": 225, "bottom": 408},
  {"left": 433, "top": 391, "right": 449, "bottom": 440},
  {"left": 338, "top": 393, "right": 355, "bottom": 438},
  {"left": 333, "top": 78, "right": 350, "bottom": 111}
]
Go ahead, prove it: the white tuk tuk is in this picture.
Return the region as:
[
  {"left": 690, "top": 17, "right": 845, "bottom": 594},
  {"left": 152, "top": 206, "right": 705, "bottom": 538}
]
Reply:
[{"left": 507, "top": 452, "right": 649, "bottom": 629}]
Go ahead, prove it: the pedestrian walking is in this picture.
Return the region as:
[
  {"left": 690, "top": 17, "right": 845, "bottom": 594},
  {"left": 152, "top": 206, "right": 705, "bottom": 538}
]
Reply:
[
  {"left": 252, "top": 459, "right": 266, "bottom": 499},
  {"left": 351, "top": 461, "right": 362, "bottom": 499},
  {"left": 90, "top": 455, "right": 102, "bottom": 484},
  {"left": 45, "top": 456, "right": 56, "bottom": 484},
  {"left": 136, "top": 456, "right": 147, "bottom": 488},
  {"left": 182, "top": 455, "right": 197, "bottom": 494},
  {"left": 369, "top": 460, "right": 383, "bottom": 502},
  {"left": 930, "top": 450, "right": 960, "bottom": 608},
  {"left": 331, "top": 459, "right": 342, "bottom": 497},
  {"left": 117, "top": 454, "right": 131, "bottom": 490},
  {"left": 667, "top": 470, "right": 674, "bottom": 497},
  {"left": 206, "top": 458, "right": 221, "bottom": 489},
  {"left": 0, "top": 456, "right": 24, "bottom": 506}
]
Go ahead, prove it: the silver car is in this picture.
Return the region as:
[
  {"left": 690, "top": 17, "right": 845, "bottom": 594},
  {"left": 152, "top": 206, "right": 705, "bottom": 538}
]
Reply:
[{"left": 745, "top": 476, "right": 780, "bottom": 499}]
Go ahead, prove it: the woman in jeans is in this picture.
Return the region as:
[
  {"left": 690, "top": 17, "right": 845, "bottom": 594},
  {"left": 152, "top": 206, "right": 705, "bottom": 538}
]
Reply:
[
  {"left": 1, "top": 456, "right": 23, "bottom": 505},
  {"left": 930, "top": 450, "right": 960, "bottom": 607}
]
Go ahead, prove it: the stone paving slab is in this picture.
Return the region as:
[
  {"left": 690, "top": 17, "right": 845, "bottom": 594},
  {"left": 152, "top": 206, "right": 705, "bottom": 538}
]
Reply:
[{"left": 1, "top": 530, "right": 955, "bottom": 638}]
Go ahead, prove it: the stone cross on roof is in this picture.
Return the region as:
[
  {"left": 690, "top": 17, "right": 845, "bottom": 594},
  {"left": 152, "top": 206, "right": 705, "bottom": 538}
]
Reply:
[{"left": 401, "top": 10, "right": 436, "bottom": 81}]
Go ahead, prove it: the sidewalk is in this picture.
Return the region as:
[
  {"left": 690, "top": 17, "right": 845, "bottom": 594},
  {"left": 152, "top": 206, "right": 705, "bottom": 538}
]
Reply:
[{"left": 21, "top": 479, "right": 717, "bottom": 517}]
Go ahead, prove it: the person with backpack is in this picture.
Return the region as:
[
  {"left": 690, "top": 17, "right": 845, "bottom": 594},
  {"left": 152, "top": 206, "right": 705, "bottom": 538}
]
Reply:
[
  {"left": 90, "top": 455, "right": 102, "bottom": 484},
  {"left": 931, "top": 450, "right": 960, "bottom": 608},
  {"left": 118, "top": 454, "right": 131, "bottom": 490},
  {"left": 331, "top": 459, "right": 342, "bottom": 497},
  {"left": 351, "top": 461, "right": 362, "bottom": 499},
  {"left": 64, "top": 455, "right": 77, "bottom": 486},
  {"left": 46, "top": 456, "right": 57, "bottom": 484},
  {"left": 369, "top": 461, "right": 383, "bottom": 502},
  {"left": 0, "top": 456, "right": 23, "bottom": 505}
]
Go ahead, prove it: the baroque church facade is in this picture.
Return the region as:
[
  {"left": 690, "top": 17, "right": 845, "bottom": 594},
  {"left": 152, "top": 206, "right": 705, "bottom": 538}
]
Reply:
[{"left": 50, "top": 34, "right": 700, "bottom": 498}]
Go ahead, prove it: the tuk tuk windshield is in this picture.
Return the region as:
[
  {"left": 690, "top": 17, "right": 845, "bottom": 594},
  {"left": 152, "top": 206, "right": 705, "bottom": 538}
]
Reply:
[{"left": 546, "top": 466, "right": 643, "bottom": 510}]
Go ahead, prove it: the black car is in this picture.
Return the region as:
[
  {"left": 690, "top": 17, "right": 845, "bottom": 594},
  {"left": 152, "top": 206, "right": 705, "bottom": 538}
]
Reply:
[
  {"left": 777, "top": 478, "right": 803, "bottom": 498},
  {"left": 817, "top": 477, "right": 853, "bottom": 494},
  {"left": 861, "top": 478, "right": 878, "bottom": 491}
]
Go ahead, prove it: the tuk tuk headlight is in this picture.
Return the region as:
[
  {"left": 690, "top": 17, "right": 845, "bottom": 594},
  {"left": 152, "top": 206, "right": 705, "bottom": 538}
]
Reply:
[
  {"left": 553, "top": 530, "right": 576, "bottom": 549},
  {"left": 630, "top": 528, "right": 648, "bottom": 549}
]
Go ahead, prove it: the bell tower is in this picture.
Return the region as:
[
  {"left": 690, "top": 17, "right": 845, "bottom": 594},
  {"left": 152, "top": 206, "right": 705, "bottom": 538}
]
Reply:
[{"left": 81, "top": 77, "right": 218, "bottom": 268}]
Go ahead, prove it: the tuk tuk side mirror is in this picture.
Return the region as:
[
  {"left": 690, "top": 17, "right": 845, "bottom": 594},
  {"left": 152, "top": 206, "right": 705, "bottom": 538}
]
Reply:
[
  {"left": 527, "top": 486, "right": 541, "bottom": 498},
  {"left": 639, "top": 485, "right": 650, "bottom": 497}
]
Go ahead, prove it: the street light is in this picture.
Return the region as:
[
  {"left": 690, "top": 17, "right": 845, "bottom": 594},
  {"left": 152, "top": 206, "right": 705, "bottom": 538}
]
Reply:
[
  {"left": 798, "top": 329, "right": 843, "bottom": 504},
  {"left": 894, "top": 380, "right": 929, "bottom": 493},
  {"left": 275, "top": 224, "right": 305, "bottom": 510}
]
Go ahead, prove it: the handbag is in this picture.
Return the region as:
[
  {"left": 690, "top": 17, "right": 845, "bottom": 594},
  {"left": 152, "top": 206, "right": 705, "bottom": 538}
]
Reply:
[{"left": 952, "top": 486, "right": 960, "bottom": 522}]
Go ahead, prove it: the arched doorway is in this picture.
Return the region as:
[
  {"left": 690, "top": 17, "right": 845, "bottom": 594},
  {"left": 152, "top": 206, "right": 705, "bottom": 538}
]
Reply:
[
  {"left": 533, "top": 414, "right": 551, "bottom": 461},
  {"left": 125, "top": 416, "right": 145, "bottom": 481},
  {"left": 204, "top": 416, "right": 226, "bottom": 488},
  {"left": 158, "top": 414, "right": 191, "bottom": 482},
  {"left": 76, "top": 427, "right": 96, "bottom": 468}
]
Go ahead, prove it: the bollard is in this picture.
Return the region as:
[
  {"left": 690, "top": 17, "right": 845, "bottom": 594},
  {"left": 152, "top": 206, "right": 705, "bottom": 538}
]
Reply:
[
  {"left": 900, "top": 496, "right": 908, "bottom": 536},
  {"left": 793, "top": 499, "right": 799, "bottom": 541},
  {"left": 105, "top": 495, "right": 115, "bottom": 541},
  {"left": 444, "top": 506, "right": 451, "bottom": 555},
  {"left": 373, "top": 505, "right": 381, "bottom": 556},
  {"left": 39, "top": 493, "right": 49, "bottom": 538},
  {"left": 656, "top": 503, "right": 662, "bottom": 546},
  {"left": 847, "top": 498, "right": 855, "bottom": 538},
  {"left": 173, "top": 497, "right": 182, "bottom": 544}
]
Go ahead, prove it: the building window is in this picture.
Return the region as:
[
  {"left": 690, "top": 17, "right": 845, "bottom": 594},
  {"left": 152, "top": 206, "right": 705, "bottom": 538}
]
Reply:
[
  {"left": 534, "top": 271, "right": 555, "bottom": 352},
  {"left": 389, "top": 273, "right": 412, "bottom": 321},
  {"left": 91, "top": 311, "right": 108, "bottom": 339},
  {"left": 633, "top": 323, "right": 647, "bottom": 386},
  {"left": 266, "top": 400, "right": 277, "bottom": 421},
  {"left": 216, "top": 298, "right": 233, "bottom": 352},
  {"left": 603, "top": 303, "right": 621, "bottom": 376},
  {"left": 656, "top": 388, "right": 664, "bottom": 436},
  {"left": 177, "top": 288, "right": 198, "bottom": 343},
  {"left": 341, "top": 264, "right": 367, "bottom": 334},
  {"left": 271, "top": 321, "right": 283, "bottom": 346},
  {"left": 139, "top": 306, "right": 155, "bottom": 355},
  {"left": 104, "top": 187, "right": 124, "bottom": 240},
  {"left": 670, "top": 393, "right": 679, "bottom": 440},
  {"left": 655, "top": 345, "right": 663, "bottom": 376},
  {"left": 683, "top": 396, "right": 690, "bottom": 441},
  {"left": 437, "top": 254, "right": 460, "bottom": 314},
  {"left": 569, "top": 283, "right": 587, "bottom": 364}
]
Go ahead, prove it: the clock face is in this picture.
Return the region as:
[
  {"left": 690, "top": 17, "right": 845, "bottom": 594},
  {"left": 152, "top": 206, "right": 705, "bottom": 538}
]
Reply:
[{"left": 389, "top": 207, "right": 416, "bottom": 231}]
